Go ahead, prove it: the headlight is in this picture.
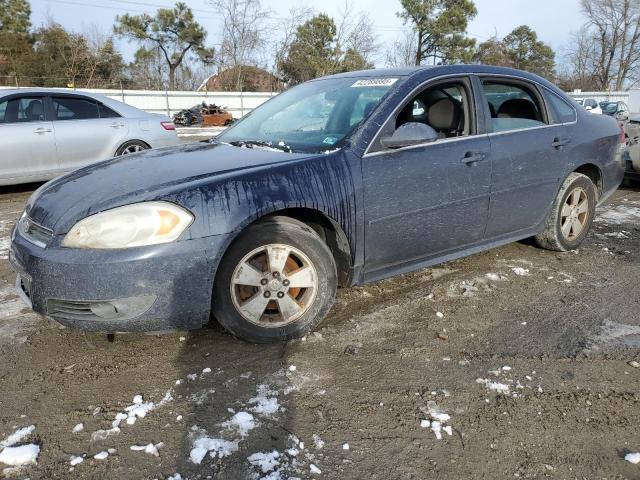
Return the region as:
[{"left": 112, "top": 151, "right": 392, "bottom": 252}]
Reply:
[{"left": 62, "top": 201, "right": 193, "bottom": 249}]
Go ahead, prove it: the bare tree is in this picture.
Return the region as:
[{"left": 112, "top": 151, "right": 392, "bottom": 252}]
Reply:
[
  {"left": 330, "top": 1, "right": 379, "bottom": 72},
  {"left": 271, "top": 7, "right": 313, "bottom": 79},
  {"left": 385, "top": 29, "right": 418, "bottom": 67},
  {"left": 559, "top": 27, "right": 601, "bottom": 91},
  {"left": 581, "top": 0, "right": 640, "bottom": 90},
  {"left": 211, "top": 0, "right": 270, "bottom": 90}
]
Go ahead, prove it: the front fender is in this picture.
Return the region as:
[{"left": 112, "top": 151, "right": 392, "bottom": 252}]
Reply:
[{"left": 162, "top": 150, "right": 359, "bottom": 250}]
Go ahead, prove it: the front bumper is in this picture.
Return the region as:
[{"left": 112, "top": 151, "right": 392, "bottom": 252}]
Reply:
[{"left": 9, "top": 229, "right": 230, "bottom": 332}]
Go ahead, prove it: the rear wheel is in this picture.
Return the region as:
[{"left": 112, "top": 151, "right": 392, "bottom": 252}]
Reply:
[
  {"left": 212, "top": 217, "right": 337, "bottom": 343},
  {"left": 115, "top": 140, "right": 150, "bottom": 156},
  {"left": 534, "top": 172, "right": 597, "bottom": 251}
]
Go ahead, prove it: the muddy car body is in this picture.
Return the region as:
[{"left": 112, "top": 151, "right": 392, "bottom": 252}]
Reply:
[{"left": 10, "top": 65, "right": 625, "bottom": 342}]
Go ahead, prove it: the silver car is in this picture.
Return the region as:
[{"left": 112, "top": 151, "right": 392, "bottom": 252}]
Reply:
[{"left": 0, "top": 88, "right": 179, "bottom": 185}]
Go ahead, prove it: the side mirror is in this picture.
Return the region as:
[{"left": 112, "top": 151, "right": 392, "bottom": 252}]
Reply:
[
  {"left": 380, "top": 122, "right": 438, "bottom": 149},
  {"left": 615, "top": 111, "right": 629, "bottom": 121}
]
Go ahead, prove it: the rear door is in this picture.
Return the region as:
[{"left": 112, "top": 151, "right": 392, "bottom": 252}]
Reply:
[
  {"left": 362, "top": 76, "right": 491, "bottom": 277},
  {"left": 480, "top": 78, "right": 571, "bottom": 238},
  {"left": 51, "top": 95, "right": 128, "bottom": 172},
  {"left": 0, "top": 94, "right": 59, "bottom": 183}
]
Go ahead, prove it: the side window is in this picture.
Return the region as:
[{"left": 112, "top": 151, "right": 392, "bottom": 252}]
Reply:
[
  {"left": 98, "top": 103, "right": 121, "bottom": 118},
  {"left": 482, "top": 81, "right": 546, "bottom": 132},
  {"left": 0, "top": 97, "right": 46, "bottom": 124},
  {"left": 394, "top": 80, "right": 472, "bottom": 139},
  {"left": 52, "top": 97, "right": 100, "bottom": 121},
  {"left": 544, "top": 90, "right": 577, "bottom": 124}
]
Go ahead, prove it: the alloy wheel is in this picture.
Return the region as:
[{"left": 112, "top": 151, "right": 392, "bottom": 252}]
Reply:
[
  {"left": 230, "top": 244, "right": 318, "bottom": 328},
  {"left": 561, "top": 187, "right": 589, "bottom": 240}
]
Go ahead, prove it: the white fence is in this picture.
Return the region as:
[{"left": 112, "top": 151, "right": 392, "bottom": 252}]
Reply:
[
  {"left": 0, "top": 86, "right": 277, "bottom": 119},
  {"left": 567, "top": 91, "right": 629, "bottom": 103}
]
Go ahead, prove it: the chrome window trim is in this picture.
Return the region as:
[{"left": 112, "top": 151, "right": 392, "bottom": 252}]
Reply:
[{"left": 363, "top": 72, "right": 578, "bottom": 158}]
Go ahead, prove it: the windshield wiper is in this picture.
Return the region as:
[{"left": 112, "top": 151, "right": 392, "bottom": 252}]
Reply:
[{"left": 228, "top": 140, "right": 292, "bottom": 153}]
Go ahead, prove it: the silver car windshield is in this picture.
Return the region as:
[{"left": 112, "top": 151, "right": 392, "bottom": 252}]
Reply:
[{"left": 217, "top": 77, "right": 400, "bottom": 153}]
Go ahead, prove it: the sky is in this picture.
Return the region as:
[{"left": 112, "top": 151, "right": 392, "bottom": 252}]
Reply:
[{"left": 29, "top": 0, "right": 586, "bottom": 66}]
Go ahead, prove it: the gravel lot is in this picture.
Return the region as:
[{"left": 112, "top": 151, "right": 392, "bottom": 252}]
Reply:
[{"left": 0, "top": 178, "right": 639, "bottom": 479}]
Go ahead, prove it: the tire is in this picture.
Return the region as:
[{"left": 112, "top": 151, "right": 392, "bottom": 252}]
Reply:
[
  {"left": 115, "top": 140, "right": 150, "bottom": 156},
  {"left": 212, "top": 217, "right": 337, "bottom": 343},
  {"left": 534, "top": 172, "right": 597, "bottom": 252}
]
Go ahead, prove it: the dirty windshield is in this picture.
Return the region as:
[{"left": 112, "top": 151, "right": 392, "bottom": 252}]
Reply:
[{"left": 216, "top": 77, "right": 400, "bottom": 153}]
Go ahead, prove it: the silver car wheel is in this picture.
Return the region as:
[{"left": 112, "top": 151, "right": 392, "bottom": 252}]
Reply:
[
  {"left": 560, "top": 187, "right": 589, "bottom": 240},
  {"left": 230, "top": 243, "right": 318, "bottom": 328},
  {"left": 120, "top": 144, "right": 145, "bottom": 155}
]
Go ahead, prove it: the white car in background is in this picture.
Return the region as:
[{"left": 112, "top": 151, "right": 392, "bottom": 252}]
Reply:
[
  {"left": 0, "top": 88, "right": 179, "bottom": 186},
  {"left": 574, "top": 98, "right": 603, "bottom": 114}
]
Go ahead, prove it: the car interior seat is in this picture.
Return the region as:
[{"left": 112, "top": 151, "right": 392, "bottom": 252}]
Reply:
[
  {"left": 427, "top": 97, "right": 463, "bottom": 138},
  {"left": 25, "top": 100, "right": 45, "bottom": 122},
  {"left": 497, "top": 98, "right": 539, "bottom": 121}
]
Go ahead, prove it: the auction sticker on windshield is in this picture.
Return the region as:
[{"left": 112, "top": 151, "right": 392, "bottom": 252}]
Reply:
[{"left": 351, "top": 78, "right": 398, "bottom": 88}]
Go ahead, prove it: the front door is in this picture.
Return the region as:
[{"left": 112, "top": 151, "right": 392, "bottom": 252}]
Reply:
[{"left": 362, "top": 77, "right": 491, "bottom": 278}]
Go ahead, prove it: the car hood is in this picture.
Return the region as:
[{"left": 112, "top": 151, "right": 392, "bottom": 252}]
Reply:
[{"left": 27, "top": 142, "right": 312, "bottom": 232}]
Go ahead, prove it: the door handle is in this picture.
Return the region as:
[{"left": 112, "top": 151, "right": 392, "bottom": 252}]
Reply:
[
  {"left": 461, "top": 152, "right": 487, "bottom": 165},
  {"left": 33, "top": 128, "right": 52, "bottom": 134},
  {"left": 110, "top": 122, "right": 125, "bottom": 128},
  {"left": 552, "top": 137, "right": 571, "bottom": 149}
]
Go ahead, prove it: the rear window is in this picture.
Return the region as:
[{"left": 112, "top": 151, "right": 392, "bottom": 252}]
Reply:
[
  {"left": 482, "top": 81, "right": 546, "bottom": 132},
  {"left": 53, "top": 97, "right": 100, "bottom": 121},
  {"left": 98, "top": 103, "right": 121, "bottom": 118},
  {"left": 544, "top": 91, "right": 577, "bottom": 124}
]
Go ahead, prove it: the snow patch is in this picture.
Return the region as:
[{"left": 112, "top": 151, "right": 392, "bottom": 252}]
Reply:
[
  {"left": 420, "top": 401, "right": 453, "bottom": 440},
  {"left": 0, "top": 444, "right": 39, "bottom": 466},
  {"left": 190, "top": 437, "right": 238, "bottom": 464},
  {"left": 249, "top": 384, "right": 280, "bottom": 416},
  {"left": 511, "top": 267, "right": 530, "bottom": 276},
  {"left": 625, "top": 452, "right": 640, "bottom": 464},
  {"left": 248, "top": 450, "right": 280, "bottom": 473},
  {"left": 0, "top": 425, "right": 35, "bottom": 448},
  {"left": 596, "top": 205, "right": 640, "bottom": 224},
  {"left": 222, "top": 411, "right": 255, "bottom": 437}
]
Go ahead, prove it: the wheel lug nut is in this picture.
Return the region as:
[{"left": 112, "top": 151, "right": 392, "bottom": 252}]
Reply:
[
  {"left": 277, "top": 292, "right": 284, "bottom": 298},
  {"left": 282, "top": 279, "right": 290, "bottom": 287},
  {"left": 260, "top": 278, "right": 268, "bottom": 286},
  {"left": 272, "top": 271, "right": 280, "bottom": 278},
  {"left": 264, "top": 291, "right": 271, "bottom": 298}
]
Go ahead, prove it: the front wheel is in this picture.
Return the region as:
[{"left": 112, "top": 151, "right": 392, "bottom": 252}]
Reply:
[
  {"left": 534, "top": 172, "right": 597, "bottom": 251},
  {"left": 212, "top": 217, "right": 337, "bottom": 343}
]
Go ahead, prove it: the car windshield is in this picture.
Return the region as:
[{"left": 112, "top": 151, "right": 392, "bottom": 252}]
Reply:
[
  {"left": 600, "top": 102, "right": 618, "bottom": 113},
  {"left": 216, "top": 76, "right": 400, "bottom": 153}
]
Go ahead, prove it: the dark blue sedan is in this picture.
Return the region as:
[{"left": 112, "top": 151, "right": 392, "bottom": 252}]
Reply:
[{"left": 10, "top": 65, "right": 625, "bottom": 342}]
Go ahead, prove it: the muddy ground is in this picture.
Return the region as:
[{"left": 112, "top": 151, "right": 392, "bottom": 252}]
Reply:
[{"left": 0, "top": 181, "right": 639, "bottom": 480}]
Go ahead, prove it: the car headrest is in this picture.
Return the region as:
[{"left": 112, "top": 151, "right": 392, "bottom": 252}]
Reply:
[
  {"left": 26, "top": 100, "right": 44, "bottom": 121},
  {"left": 428, "top": 98, "right": 461, "bottom": 131},
  {"left": 497, "top": 99, "right": 538, "bottom": 121}
]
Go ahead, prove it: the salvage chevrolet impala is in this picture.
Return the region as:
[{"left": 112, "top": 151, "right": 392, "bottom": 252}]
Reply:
[{"left": 10, "top": 65, "right": 625, "bottom": 343}]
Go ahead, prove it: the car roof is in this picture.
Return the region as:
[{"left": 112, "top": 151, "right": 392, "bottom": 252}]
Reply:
[
  {"left": 0, "top": 87, "right": 156, "bottom": 118},
  {"left": 320, "top": 64, "right": 561, "bottom": 92}
]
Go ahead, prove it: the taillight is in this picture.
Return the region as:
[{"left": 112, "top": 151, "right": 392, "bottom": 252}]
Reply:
[{"left": 161, "top": 121, "right": 176, "bottom": 131}]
